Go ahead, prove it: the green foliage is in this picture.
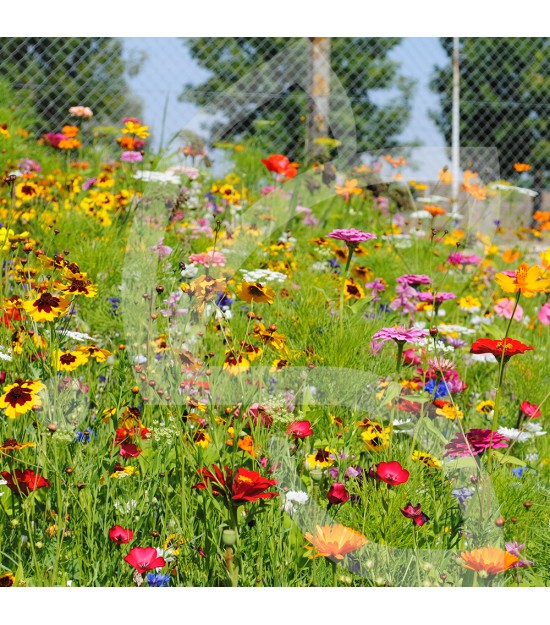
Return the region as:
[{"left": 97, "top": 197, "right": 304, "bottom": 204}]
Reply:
[
  {"left": 180, "top": 37, "right": 414, "bottom": 159},
  {"left": 430, "top": 37, "right": 550, "bottom": 179}
]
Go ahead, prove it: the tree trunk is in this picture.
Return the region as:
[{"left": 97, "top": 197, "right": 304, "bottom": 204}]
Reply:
[{"left": 307, "top": 37, "right": 331, "bottom": 162}]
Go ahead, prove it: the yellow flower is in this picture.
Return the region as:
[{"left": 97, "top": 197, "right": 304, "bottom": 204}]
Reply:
[
  {"left": 436, "top": 404, "right": 463, "bottom": 420},
  {"left": 411, "top": 450, "right": 442, "bottom": 468},
  {"left": 495, "top": 263, "right": 550, "bottom": 298},
  {"left": 344, "top": 277, "right": 365, "bottom": 300},
  {"left": 56, "top": 349, "right": 89, "bottom": 372},
  {"left": 438, "top": 168, "right": 453, "bottom": 184},
  {"left": 306, "top": 447, "right": 335, "bottom": 469},
  {"left": 74, "top": 345, "right": 111, "bottom": 362},
  {"left": 0, "top": 379, "right": 45, "bottom": 419},
  {"left": 15, "top": 181, "right": 40, "bottom": 202},
  {"left": 223, "top": 351, "right": 250, "bottom": 376},
  {"left": 476, "top": 400, "right": 495, "bottom": 414},
  {"left": 358, "top": 419, "right": 391, "bottom": 452},
  {"left": 122, "top": 121, "right": 149, "bottom": 139},
  {"left": 236, "top": 280, "right": 275, "bottom": 305},
  {"left": 193, "top": 430, "right": 211, "bottom": 448},
  {"left": 110, "top": 465, "right": 139, "bottom": 479},
  {"left": 23, "top": 292, "right": 70, "bottom": 322},
  {"left": 458, "top": 295, "right": 481, "bottom": 311}
]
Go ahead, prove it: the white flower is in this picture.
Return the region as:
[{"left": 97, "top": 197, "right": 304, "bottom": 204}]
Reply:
[
  {"left": 134, "top": 355, "right": 147, "bottom": 364},
  {"left": 525, "top": 422, "right": 546, "bottom": 436},
  {"left": 0, "top": 350, "right": 13, "bottom": 362},
  {"left": 489, "top": 183, "right": 538, "bottom": 197},
  {"left": 282, "top": 490, "right": 309, "bottom": 514},
  {"left": 498, "top": 427, "right": 532, "bottom": 443},
  {"left": 409, "top": 210, "right": 432, "bottom": 220},
  {"left": 114, "top": 499, "right": 138, "bottom": 514},
  {"left": 241, "top": 269, "right": 287, "bottom": 283},
  {"left": 64, "top": 330, "right": 94, "bottom": 342},
  {"left": 417, "top": 195, "right": 450, "bottom": 204},
  {"left": 180, "top": 263, "right": 199, "bottom": 279},
  {"left": 469, "top": 353, "right": 498, "bottom": 363},
  {"left": 438, "top": 324, "right": 476, "bottom": 336},
  {"left": 134, "top": 170, "right": 181, "bottom": 185}
]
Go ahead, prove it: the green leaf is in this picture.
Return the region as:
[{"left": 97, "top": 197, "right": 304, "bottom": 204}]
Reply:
[
  {"left": 420, "top": 417, "right": 449, "bottom": 445},
  {"left": 444, "top": 456, "right": 479, "bottom": 470},
  {"left": 491, "top": 451, "right": 527, "bottom": 467}
]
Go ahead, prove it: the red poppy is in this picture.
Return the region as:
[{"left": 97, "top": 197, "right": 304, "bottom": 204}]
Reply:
[
  {"left": 231, "top": 467, "right": 278, "bottom": 503},
  {"left": 123, "top": 546, "right": 165, "bottom": 574},
  {"left": 261, "top": 154, "right": 291, "bottom": 174},
  {"left": 375, "top": 461, "right": 410, "bottom": 486},
  {"left": 1, "top": 469, "right": 50, "bottom": 496},
  {"left": 327, "top": 482, "right": 350, "bottom": 505},
  {"left": 286, "top": 420, "right": 313, "bottom": 439},
  {"left": 520, "top": 401, "right": 541, "bottom": 419},
  {"left": 400, "top": 503, "right": 429, "bottom": 526},
  {"left": 109, "top": 525, "right": 134, "bottom": 544},
  {"left": 470, "top": 338, "right": 533, "bottom": 359}
]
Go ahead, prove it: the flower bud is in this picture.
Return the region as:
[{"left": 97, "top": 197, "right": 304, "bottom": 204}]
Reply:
[{"left": 222, "top": 529, "right": 238, "bottom": 547}]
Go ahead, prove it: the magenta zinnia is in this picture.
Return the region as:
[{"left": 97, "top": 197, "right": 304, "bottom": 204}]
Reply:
[
  {"left": 372, "top": 326, "right": 429, "bottom": 346},
  {"left": 326, "top": 228, "right": 376, "bottom": 244},
  {"left": 444, "top": 428, "right": 509, "bottom": 457}
]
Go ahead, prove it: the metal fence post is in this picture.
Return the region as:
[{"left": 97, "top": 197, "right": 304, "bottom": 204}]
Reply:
[{"left": 307, "top": 37, "right": 331, "bottom": 161}]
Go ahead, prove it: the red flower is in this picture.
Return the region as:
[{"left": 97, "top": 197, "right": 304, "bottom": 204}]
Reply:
[
  {"left": 520, "top": 401, "right": 541, "bottom": 419},
  {"left": 119, "top": 442, "right": 142, "bottom": 458},
  {"left": 375, "top": 461, "right": 410, "bottom": 486},
  {"left": 247, "top": 403, "right": 273, "bottom": 428},
  {"left": 286, "top": 420, "right": 313, "bottom": 439},
  {"left": 327, "top": 482, "right": 350, "bottom": 505},
  {"left": 400, "top": 503, "right": 429, "bottom": 526},
  {"left": 1, "top": 469, "right": 50, "bottom": 496},
  {"left": 470, "top": 338, "right": 533, "bottom": 359},
  {"left": 124, "top": 546, "right": 165, "bottom": 574},
  {"left": 109, "top": 525, "right": 134, "bottom": 544},
  {"left": 194, "top": 465, "right": 278, "bottom": 503},
  {"left": 231, "top": 467, "right": 278, "bottom": 503},
  {"left": 261, "top": 154, "right": 291, "bottom": 174},
  {"left": 194, "top": 465, "right": 231, "bottom": 496}
]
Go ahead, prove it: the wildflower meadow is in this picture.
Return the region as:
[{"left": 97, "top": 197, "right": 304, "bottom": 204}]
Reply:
[{"left": 0, "top": 72, "right": 549, "bottom": 591}]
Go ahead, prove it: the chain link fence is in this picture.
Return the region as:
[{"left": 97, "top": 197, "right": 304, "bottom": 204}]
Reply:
[{"left": 1, "top": 37, "right": 548, "bottom": 190}]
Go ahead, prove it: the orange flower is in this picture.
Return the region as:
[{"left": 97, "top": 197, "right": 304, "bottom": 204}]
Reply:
[
  {"left": 438, "top": 168, "right": 453, "bottom": 184},
  {"left": 462, "top": 170, "right": 487, "bottom": 200},
  {"left": 335, "top": 179, "right": 362, "bottom": 200},
  {"left": 495, "top": 263, "right": 550, "bottom": 298},
  {"left": 514, "top": 163, "right": 531, "bottom": 173},
  {"left": 304, "top": 524, "right": 367, "bottom": 560},
  {"left": 460, "top": 546, "right": 518, "bottom": 576},
  {"left": 533, "top": 210, "right": 550, "bottom": 223},
  {"left": 62, "top": 125, "right": 79, "bottom": 138},
  {"left": 423, "top": 204, "right": 446, "bottom": 217},
  {"left": 383, "top": 155, "right": 407, "bottom": 168},
  {"left": 502, "top": 249, "right": 521, "bottom": 263}
]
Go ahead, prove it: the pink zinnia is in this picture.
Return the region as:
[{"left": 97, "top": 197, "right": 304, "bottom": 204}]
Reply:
[
  {"left": 188, "top": 251, "right": 226, "bottom": 267},
  {"left": 124, "top": 546, "right": 165, "bottom": 574},
  {"left": 372, "top": 326, "right": 429, "bottom": 345},
  {"left": 121, "top": 151, "right": 143, "bottom": 163},
  {"left": 494, "top": 298, "right": 524, "bottom": 321},
  {"left": 326, "top": 228, "right": 376, "bottom": 245},
  {"left": 444, "top": 428, "right": 508, "bottom": 458},
  {"left": 447, "top": 252, "right": 482, "bottom": 266},
  {"left": 396, "top": 274, "right": 431, "bottom": 287},
  {"left": 538, "top": 301, "right": 550, "bottom": 325},
  {"left": 417, "top": 291, "right": 456, "bottom": 304}
]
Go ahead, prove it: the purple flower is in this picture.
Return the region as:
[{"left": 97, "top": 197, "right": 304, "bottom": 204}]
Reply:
[
  {"left": 149, "top": 238, "right": 173, "bottom": 259},
  {"left": 372, "top": 326, "right": 429, "bottom": 345},
  {"left": 416, "top": 291, "right": 457, "bottom": 304},
  {"left": 121, "top": 151, "right": 143, "bottom": 163},
  {"left": 365, "top": 278, "right": 386, "bottom": 302},
  {"left": 447, "top": 252, "right": 482, "bottom": 266},
  {"left": 389, "top": 283, "right": 419, "bottom": 313},
  {"left": 326, "top": 228, "right": 377, "bottom": 245},
  {"left": 18, "top": 158, "right": 41, "bottom": 173},
  {"left": 82, "top": 177, "right": 97, "bottom": 191},
  {"left": 505, "top": 542, "right": 534, "bottom": 568}
]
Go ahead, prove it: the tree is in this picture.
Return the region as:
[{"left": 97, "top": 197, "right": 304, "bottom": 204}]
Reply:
[
  {"left": 430, "top": 37, "right": 550, "bottom": 186},
  {"left": 0, "top": 38, "right": 141, "bottom": 134},
  {"left": 179, "top": 37, "right": 414, "bottom": 160}
]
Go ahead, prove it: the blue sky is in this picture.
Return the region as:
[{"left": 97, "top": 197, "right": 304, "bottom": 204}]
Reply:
[{"left": 122, "top": 37, "right": 451, "bottom": 179}]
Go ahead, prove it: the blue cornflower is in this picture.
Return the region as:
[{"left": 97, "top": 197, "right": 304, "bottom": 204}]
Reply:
[
  {"left": 215, "top": 292, "right": 234, "bottom": 309},
  {"left": 147, "top": 573, "right": 171, "bottom": 587},
  {"left": 425, "top": 379, "right": 449, "bottom": 399},
  {"left": 75, "top": 429, "right": 95, "bottom": 444},
  {"left": 451, "top": 487, "right": 473, "bottom": 506},
  {"left": 328, "top": 258, "right": 341, "bottom": 274},
  {"left": 108, "top": 297, "right": 120, "bottom": 315}
]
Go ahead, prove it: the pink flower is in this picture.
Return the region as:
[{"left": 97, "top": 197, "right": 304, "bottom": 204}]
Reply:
[
  {"left": 520, "top": 401, "right": 541, "bottom": 419},
  {"left": 82, "top": 177, "right": 97, "bottom": 191},
  {"left": 188, "top": 251, "right": 226, "bottom": 268},
  {"left": 416, "top": 291, "right": 456, "bottom": 304},
  {"left": 326, "top": 228, "right": 377, "bottom": 245},
  {"left": 494, "top": 298, "right": 524, "bottom": 321},
  {"left": 372, "top": 326, "right": 429, "bottom": 345},
  {"left": 396, "top": 274, "right": 431, "bottom": 287},
  {"left": 538, "top": 301, "right": 550, "bottom": 325},
  {"left": 447, "top": 252, "right": 482, "bottom": 266},
  {"left": 444, "top": 428, "right": 508, "bottom": 457},
  {"left": 124, "top": 546, "right": 166, "bottom": 574},
  {"left": 69, "top": 105, "right": 93, "bottom": 118},
  {"left": 149, "top": 238, "right": 173, "bottom": 259},
  {"left": 119, "top": 442, "right": 141, "bottom": 458},
  {"left": 121, "top": 151, "right": 143, "bottom": 163}
]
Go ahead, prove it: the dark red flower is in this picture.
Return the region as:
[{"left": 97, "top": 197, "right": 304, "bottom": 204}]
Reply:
[
  {"left": 124, "top": 546, "right": 165, "bottom": 574},
  {"left": 375, "top": 461, "right": 410, "bottom": 486},
  {"left": 520, "top": 401, "right": 541, "bottom": 419},
  {"left": 247, "top": 403, "right": 273, "bottom": 427},
  {"left": 1, "top": 469, "right": 50, "bottom": 496},
  {"left": 231, "top": 467, "right": 278, "bottom": 503},
  {"left": 470, "top": 338, "right": 533, "bottom": 359},
  {"left": 109, "top": 525, "right": 134, "bottom": 544},
  {"left": 327, "top": 482, "right": 350, "bottom": 505},
  {"left": 286, "top": 420, "right": 313, "bottom": 439},
  {"left": 400, "top": 503, "right": 429, "bottom": 526},
  {"left": 119, "top": 442, "right": 142, "bottom": 458}
]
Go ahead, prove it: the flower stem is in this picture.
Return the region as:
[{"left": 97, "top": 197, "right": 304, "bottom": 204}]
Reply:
[{"left": 338, "top": 245, "right": 355, "bottom": 336}]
